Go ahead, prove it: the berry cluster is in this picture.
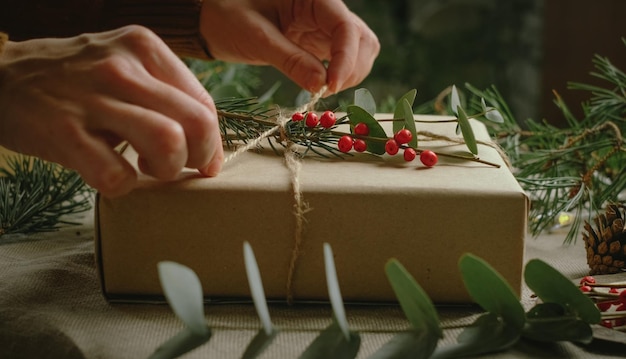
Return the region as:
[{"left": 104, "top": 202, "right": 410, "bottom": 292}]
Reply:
[
  {"left": 343, "top": 122, "right": 439, "bottom": 167},
  {"left": 290, "top": 112, "right": 440, "bottom": 168},
  {"left": 291, "top": 111, "right": 336, "bottom": 129},
  {"left": 578, "top": 275, "right": 626, "bottom": 330}
]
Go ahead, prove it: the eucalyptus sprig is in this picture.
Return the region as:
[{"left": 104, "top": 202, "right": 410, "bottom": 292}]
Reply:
[
  {"left": 0, "top": 155, "right": 92, "bottom": 237},
  {"left": 152, "top": 244, "right": 602, "bottom": 359}
]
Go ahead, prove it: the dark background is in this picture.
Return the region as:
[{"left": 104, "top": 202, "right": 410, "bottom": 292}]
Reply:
[{"left": 257, "top": 0, "right": 626, "bottom": 127}]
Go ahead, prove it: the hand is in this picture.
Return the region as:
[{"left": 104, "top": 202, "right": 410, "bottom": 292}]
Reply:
[
  {"left": 200, "top": 0, "right": 380, "bottom": 95},
  {"left": 0, "top": 25, "right": 223, "bottom": 197}
]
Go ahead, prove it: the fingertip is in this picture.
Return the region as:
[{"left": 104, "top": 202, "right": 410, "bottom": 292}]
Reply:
[
  {"left": 325, "top": 79, "right": 339, "bottom": 96},
  {"left": 92, "top": 163, "right": 137, "bottom": 198},
  {"left": 306, "top": 70, "right": 327, "bottom": 93},
  {"left": 198, "top": 146, "right": 224, "bottom": 177}
]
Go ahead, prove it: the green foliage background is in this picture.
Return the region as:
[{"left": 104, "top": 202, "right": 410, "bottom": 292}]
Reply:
[{"left": 255, "top": 0, "right": 543, "bottom": 121}]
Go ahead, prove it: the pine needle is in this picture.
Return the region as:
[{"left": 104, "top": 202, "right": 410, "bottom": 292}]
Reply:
[{"left": 0, "top": 156, "right": 92, "bottom": 237}]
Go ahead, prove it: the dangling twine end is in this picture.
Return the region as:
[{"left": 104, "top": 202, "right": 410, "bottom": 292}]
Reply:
[{"left": 220, "top": 85, "right": 328, "bottom": 305}]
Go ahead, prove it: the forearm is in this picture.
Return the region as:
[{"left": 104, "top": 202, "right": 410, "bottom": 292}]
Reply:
[{"left": 0, "top": 0, "right": 209, "bottom": 59}]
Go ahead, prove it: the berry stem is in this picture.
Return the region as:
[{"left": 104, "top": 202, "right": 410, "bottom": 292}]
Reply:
[{"left": 328, "top": 130, "right": 501, "bottom": 168}]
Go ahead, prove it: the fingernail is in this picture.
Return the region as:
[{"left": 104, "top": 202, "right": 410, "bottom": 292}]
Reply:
[
  {"left": 327, "top": 80, "right": 338, "bottom": 95},
  {"left": 306, "top": 71, "right": 325, "bottom": 93},
  {"left": 198, "top": 143, "right": 223, "bottom": 177},
  {"left": 199, "top": 158, "right": 222, "bottom": 177}
]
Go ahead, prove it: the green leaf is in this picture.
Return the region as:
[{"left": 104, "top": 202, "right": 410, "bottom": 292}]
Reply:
[
  {"left": 243, "top": 242, "right": 274, "bottom": 336},
  {"left": 392, "top": 88, "right": 417, "bottom": 134},
  {"left": 524, "top": 303, "right": 593, "bottom": 343},
  {"left": 298, "top": 322, "right": 360, "bottom": 359},
  {"left": 158, "top": 262, "right": 210, "bottom": 336},
  {"left": 398, "top": 89, "right": 418, "bottom": 107},
  {"left": 459, "top": 254, "right": 525, "bottom": 331},
  {"left": 369, "top": 331, "right": 438, "bottom": 359},
  {"left": 354, "top": 88, "right": 377, "bottom": 115},
  {"left": 526, "top": 302, "right": 565, "bottom": 318},
  {"left": 148, "top": 327, "right": 212, "bottom": 359},
  {"left": 480, "top": 98, "right": 505, "bottom": 123},
  {"left": 524, "top": 259, "right": 601, "bottom": 324},
  {"left": 523, "top": 315, "right": 593, "bottom": 344},
  {"left": 347, "top": 105, "right": 387, "bottom": 155},
  {"left": 385, "top": 259, "right": 442, "bottom": 337},
  {"left": 456, "top": 106, "right": 479, "bottom": 155},
  {"left": 393, "top": 98, "right": 418, "bottom": 148},
  {"left": 432, "top": 313, "right": 520, "bottom": 358},
  {"left": 241, "top": 328, "right": 279, "bottom": 359},
  {"left": 450, "top": 85, "right": 461, "bottom": 115},
  {"left": 323, "top": 243, "right": 350, "bottom": 340}
]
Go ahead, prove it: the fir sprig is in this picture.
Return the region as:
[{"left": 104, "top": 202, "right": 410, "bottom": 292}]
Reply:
[
  {"left": 463, "top": 41, "right": 626, "bottom": 244},
  {"left": 0, "top": 156, "right": 92, "bottom": 237}
]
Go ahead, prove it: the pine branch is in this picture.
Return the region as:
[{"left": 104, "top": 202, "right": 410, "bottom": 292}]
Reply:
[
  {"left": 0, "top": 156, "right": 92, "bottom": 237},
  {"left": 465, "top": 40, "right": 626, "bottom": 244}
]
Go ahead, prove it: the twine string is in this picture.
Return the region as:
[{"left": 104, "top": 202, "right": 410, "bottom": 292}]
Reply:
[
  {"left": 221, "top": 86, "right": 327, "bottom": 304},
  {"left": 418, "top": 130, "right": 512, "bottom": 169},
  {"left": 223, "top": 86, "right": 327, "bottom": 165},
  {"left": 221, "top": 85, "right": 509, "bottom": 303}
]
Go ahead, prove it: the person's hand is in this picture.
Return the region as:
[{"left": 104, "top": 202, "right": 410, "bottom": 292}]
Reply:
[
  {"left": 200, "top": 0, "right": 379, "bottom": 95},
  {"left": 0, "top": 25, "right": 223, "bottom": 197}
]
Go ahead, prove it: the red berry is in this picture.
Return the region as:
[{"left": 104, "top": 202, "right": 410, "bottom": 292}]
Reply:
[
  {"left": 403, "top": 148, "right": 416, "bottom": 162},
  {"left": 394, "top": 129, "right": 413, "bottom": 145},
  {"left": 597, "top": 301, "right": 614, "bottom": 312},
  {"left": 291, "top": 112, "right": 305, "bottom": 122},
  {"left": 420, "top": 150, "right": 438, "bottom": 167},
  {"left": 580, "top": 285, "right": 592, "bottom": 292},
  {"left": 338, "top": 135, "right": 353, "bottom": 153},
  {"left": 305, "top": 112, "right": 319, "bottom": 128},
  {"left": 580, "top": 276, "right": 596, "bottom": 285},
  {"left": 619, "top": 290, "right": 626, "bottom": 304},
  {"left": 610, "top": 287, "right": 620, "bottom": 294},
  {"left": 353, "top": 139, "right": 367, "bottom": 152},
  {"left": 319, "top": 110, "right": 336, "bottom": 128},
  {"left": 385, "top": 139, "right": 399, "bottom": 155},
  {"left": 354, "top": 122, "right": 370, "bottom": 136}
]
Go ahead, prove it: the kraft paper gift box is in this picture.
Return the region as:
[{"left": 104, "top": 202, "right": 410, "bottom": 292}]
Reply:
[{"left": 95, "top": 115, "right": 528, "bottom": 303}]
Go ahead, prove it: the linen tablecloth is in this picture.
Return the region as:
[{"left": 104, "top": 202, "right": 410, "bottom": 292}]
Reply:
[{"left": 1, "top": 209, "right": 624, "bottom": 358}]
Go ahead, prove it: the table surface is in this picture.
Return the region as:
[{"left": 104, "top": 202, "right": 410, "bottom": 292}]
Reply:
[{"left": 1, "top": 208, "right": 625, "bottom": 359}]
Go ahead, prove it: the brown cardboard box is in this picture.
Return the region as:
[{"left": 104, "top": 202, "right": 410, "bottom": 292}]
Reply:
[{"left": 95, "top": 115, "right": 528, "bottom": 303}]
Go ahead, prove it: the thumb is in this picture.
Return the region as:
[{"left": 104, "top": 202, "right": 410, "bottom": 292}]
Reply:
[{"left": 252, "top": 24, "right": 327, "bottom": 92}]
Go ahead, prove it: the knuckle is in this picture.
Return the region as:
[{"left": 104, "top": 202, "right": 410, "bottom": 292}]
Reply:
[
  {"left": 146, "top": 122, "right": 187, "bottom": 178},
  {"left": 152, "top": 121, "right": 186, "bottom": 157},
  {"left": 186, "top": 107, "right": 218, "bottom": 143},
  {"left": 180, "top": 107, "right": 219, "bottom": 167},
  {"left": 93, "top": 54, "right": 135, "bottom": 83},
  {"left": 119, "top": 25, "right": 162, "bottom": 52},
  {"left": 89, "top": 167, "right": 131, "bottom": 197}
]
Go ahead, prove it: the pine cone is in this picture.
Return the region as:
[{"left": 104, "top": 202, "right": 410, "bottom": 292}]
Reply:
[{"left": 583, "top": 203, "right": 626, "bottom": 275}]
